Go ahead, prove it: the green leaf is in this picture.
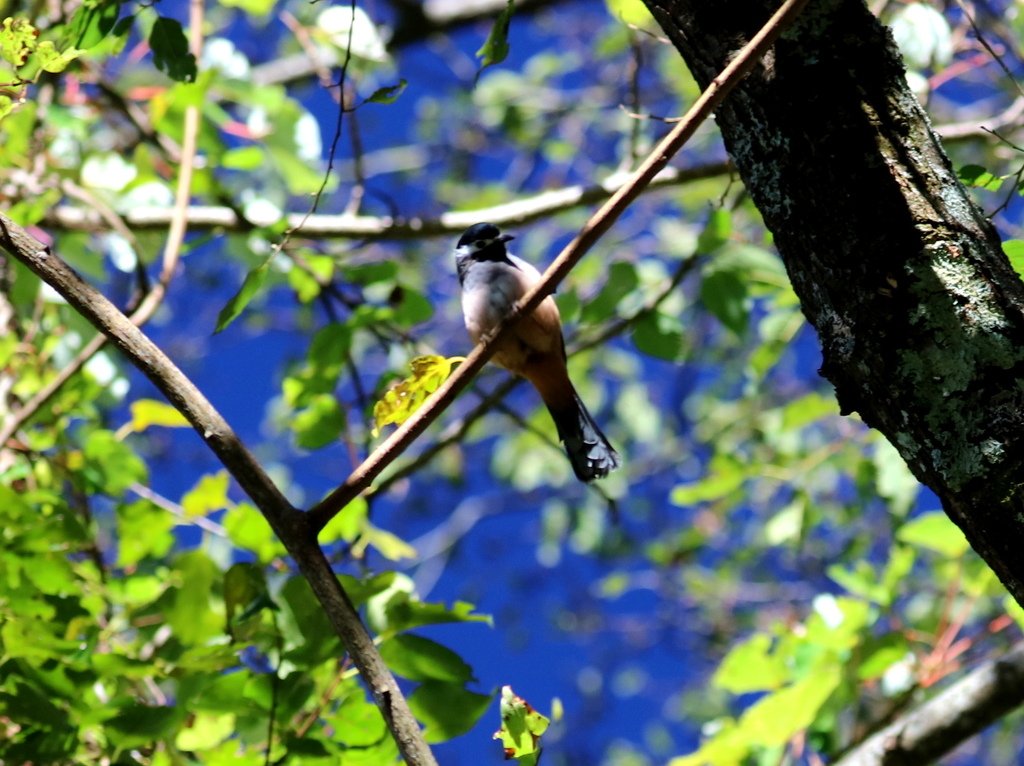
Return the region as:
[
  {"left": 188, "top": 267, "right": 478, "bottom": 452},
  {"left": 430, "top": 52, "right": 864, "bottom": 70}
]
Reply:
[
  {"left": 219, "top": 0, "right": 277, "bottom": 14},
  {"left": 408, "top": 682, "right": 493, "bottom": 743},
  {"left": 476, "top": 0, "right": 515, "bottom": 70},
  {"left": 224, "top": 562, "right": 271, "bottom": 639},
  {"left": 700, "top": 268, "right": 749, "bottom": 336},
  {"left": 737, "top": 665, "right": 840, "bottom": 748},
  {"left": 379, "top": 634, "right": 475, "bottom": 683},
  {"left": 175, "top": 712, "right": 235, "bottom": 751},
  {"left": 581, "top": 261, "right": 639, "bottom": 323},
  {"left": 712, "top": 633, "right": 788, "bottom": 693},
  {"left": 129, "top": 398, "right": 190, "bottom": 430},
  {"left": 857, "top": 633, "right": 911, "bottom": 680},
  {"left": 82, "top": 429, "right": 147, "bottom": 494},
  {"left": 181, "top": 470, "right": 231, "bottom": 517},
  {"left": 318, "top": 496, "right": 369, "bottom": 545},
  {"left": 149, "top": 17, "right": 196, "bottom": 82},
  {"left": 223, "top": 502, "right": 287, "bottom": 563},
  {"left": 278, "top": 576, "right": 342, "bottom": 665},
  {"left": 222, "top": 146, "right": 265, "bottom": 170},
  {"left": 292, "top": 393, "right": 346, "bottom": 450},
  {"left": 493, "top": 685, "right": 550, "bottom": 762},
  {"left": 896, "top": 511, "right": 969, "bottom": 557},
  {"left": 392, "top": 286, "right": 434, "bottom": 326},
  {"left": 329, "top": 691, "right": 389, "bottom": 747},
  {"left": 604, "top": 0, "right": 659, "bottom": 29},
  {"left": 958, "top": 163, "right": 1003, "bottom": 191},
  {"left": 372, "top": 589, "right": 491, "bottom": 635},
  {"left": 68, "top": 1, "right": 123, "bottom": 49},
  {"left": 366, "top": 79, "right": 407, "bottom": 104},
  {"left": 1002, "top": 240, "right": 1024, "bottom": 279},
  {"left": 115, "top": 499, "right": 175, "bottom": 567},
  {"left": 215, "top": 254, "right": 273, "bottom": 333},
  {"left": 697, "top": 208, "right": 732, "bottom": 252},
  {"left": 671, "top": 454, "right": 745, "bottom": 505},
  {"left": 35, "top": 41, "right": 83, "bottom": 73},
  {"left": 631, "top": 311, "right": 685, "bottom": 360},
  {"left": 166, "top": 551, "right": 222, "bottom": 644},
  {"left": 874, "top": 438, "right": 919, "bottom": 517}
]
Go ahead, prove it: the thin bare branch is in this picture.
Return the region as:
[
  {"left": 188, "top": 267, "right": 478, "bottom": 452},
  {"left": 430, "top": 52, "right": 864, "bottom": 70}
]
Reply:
[{"left": 43, "top": 161, "right": 732, "bottom": 237}]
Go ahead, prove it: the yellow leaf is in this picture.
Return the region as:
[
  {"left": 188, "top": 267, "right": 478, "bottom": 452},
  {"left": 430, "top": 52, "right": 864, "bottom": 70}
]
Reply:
[
  {"left": 372, "top": 355, "right": 464, "bottom": 436},
  {"left": 129, "top": 399, "right": 189, "bottom": 431}
]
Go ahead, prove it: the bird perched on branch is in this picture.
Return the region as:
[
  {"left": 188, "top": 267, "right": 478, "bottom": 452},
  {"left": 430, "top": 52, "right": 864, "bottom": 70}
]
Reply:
[{"left": 454, "top": 222, "right": 620, "bottom": 482}]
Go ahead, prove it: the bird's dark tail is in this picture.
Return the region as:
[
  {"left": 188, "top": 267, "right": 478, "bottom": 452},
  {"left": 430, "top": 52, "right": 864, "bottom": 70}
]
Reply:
[{"left": 547, "top": 390, "right": 620, "bottom": 482}]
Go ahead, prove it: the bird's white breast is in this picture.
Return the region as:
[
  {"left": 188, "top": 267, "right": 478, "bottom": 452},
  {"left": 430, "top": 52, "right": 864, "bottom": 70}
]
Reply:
[{"left": 459, "top": 258, "right": 532, "bottom": 343}]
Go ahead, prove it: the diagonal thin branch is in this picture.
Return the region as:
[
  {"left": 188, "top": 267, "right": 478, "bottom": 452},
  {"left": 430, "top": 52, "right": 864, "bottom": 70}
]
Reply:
[
  {"left": 306, "top": 0, "right": 811, "bottom": 531},
  {"left": 834, "top": 643, "right": 1024, "bottom": 766}
]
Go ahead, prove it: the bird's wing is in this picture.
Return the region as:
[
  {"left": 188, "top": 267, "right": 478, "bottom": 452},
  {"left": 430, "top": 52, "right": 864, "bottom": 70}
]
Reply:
[{"left": 506, "top": 255, "right": 564, "bottom": 356}]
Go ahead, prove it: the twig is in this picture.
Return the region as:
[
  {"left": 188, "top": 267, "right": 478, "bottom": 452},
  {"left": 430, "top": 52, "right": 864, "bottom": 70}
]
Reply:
[
  {"left": 130, "top": 482, "right": 228, "bottom": 537},
  {"left": 307, "top": 0, "right": 812, "bottom": 531}
]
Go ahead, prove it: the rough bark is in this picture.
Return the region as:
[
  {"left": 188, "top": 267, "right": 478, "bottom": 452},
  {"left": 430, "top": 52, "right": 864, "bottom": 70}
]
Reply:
[{"left": 642, "top": 0, "right": 1024, "bottom": 605}]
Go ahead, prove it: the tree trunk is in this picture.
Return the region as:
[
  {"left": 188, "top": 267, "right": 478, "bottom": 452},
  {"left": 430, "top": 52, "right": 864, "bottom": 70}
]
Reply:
[{"left": 643, "top": 0, "right": 1024, "bottom": 604}]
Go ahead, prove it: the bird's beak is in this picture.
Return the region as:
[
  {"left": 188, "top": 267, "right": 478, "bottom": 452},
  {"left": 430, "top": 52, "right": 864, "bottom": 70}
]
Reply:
[{"left": 498, "top": 234, "right": 515, "bottom": 243}]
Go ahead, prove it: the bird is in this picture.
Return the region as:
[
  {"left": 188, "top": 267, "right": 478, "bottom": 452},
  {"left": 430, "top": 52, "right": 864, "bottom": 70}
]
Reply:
[{"left": 454, "top": 222, "right": 620, "bottom": 482}]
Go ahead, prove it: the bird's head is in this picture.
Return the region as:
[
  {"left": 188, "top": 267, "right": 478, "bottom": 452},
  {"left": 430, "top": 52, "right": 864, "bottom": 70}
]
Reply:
[{"left": 455, "top": 222, "right": 515, "bottom": 260}]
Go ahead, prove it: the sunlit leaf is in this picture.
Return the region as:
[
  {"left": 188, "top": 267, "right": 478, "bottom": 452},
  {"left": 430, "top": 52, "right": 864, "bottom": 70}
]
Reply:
[
  {"left": 319, "top": 496, "right": 369, "bottom": 545},
  {"left": 1002, "top": 239, "right": 1024, "bottom": 279},
  {"left": 712, "top": 634, "right": 788, "bottom": 693},
  {"left": 129, "top": 398, "right": 189, "bottom": 431},
  {"left": 896, "top": 511, "right": 969, "bottom": 557},
  {"left": 68, "top": 1, "right": 123, "bottom": 49},
  {"left": 181, "top": 470, "right": 230, "bottom": 517},
  {"left": 372, "top": 355, "right": 464, "bottom": 436},
  {"left": 175, "top": 712, "right": 235, "bottom": 751},
  {"left": 737, "top": 665, "right": 841, "bottom": 747},
  {"left": 83, "top": 429, "right": 147, "bottom": 494}
]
